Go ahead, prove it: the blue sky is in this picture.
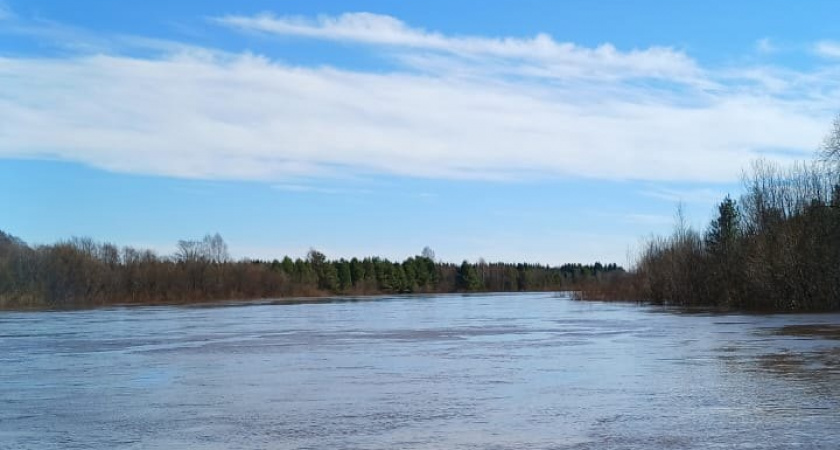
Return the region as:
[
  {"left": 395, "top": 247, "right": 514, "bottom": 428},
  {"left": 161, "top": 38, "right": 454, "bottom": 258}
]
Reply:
[{"left": 2, "top": 1, "right": 839, "bottom": 266}]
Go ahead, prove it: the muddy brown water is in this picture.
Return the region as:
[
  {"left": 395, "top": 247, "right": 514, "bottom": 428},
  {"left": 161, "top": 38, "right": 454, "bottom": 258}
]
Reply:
[{"left": 1, "top": 293, "right": 839, "bottom": 449}]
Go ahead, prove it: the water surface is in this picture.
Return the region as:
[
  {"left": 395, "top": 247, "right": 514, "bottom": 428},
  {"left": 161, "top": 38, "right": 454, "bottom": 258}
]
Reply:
[{"left": 2, "top": 293, "right": 839, "bottom": 449}]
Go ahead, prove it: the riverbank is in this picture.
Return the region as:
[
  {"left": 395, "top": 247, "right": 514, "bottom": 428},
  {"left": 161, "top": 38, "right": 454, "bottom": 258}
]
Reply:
[
  {"left": 0, "top": 229, "right": 624, "bottom": 311},
  {"left": 575, "top": 275, "right": 840, "bottom": 313},
  {"left": 0, "top": 289, "right": 572, "bottom": 312}
]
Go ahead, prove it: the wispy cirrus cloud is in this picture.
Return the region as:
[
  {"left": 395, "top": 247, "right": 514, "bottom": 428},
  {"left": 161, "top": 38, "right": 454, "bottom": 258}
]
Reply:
[
  {"left": 813, "top": 40, "right": 840, "bottom": 59},
  {"left": 214, "top": 12, "right": 705, "bottom": 84},
  {"left": 640, "top": 186, "right": 730, "bottom": 205},
  {"left": 272, "top": 183, "right": 372, "bottom": 195}
]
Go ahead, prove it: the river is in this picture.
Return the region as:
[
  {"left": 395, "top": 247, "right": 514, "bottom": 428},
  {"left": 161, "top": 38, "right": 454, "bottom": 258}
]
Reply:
[{"left": 1, "top": 293, "right": 839, "bottom": 449}]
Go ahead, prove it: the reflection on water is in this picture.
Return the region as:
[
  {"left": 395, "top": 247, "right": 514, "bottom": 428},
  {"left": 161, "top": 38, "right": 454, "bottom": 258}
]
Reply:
[
  {"left": 746, "top": 325, "right": 840, "bottom": 388},
  {"left": 1, "top": 293, "right": 839, "bottom": 449}
]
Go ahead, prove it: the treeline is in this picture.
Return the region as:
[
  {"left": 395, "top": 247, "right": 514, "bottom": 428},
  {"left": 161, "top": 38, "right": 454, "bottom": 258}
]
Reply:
[
  {"left": 589, "top": 118, "right": 840, "bottom": 311},
  {"left": 0, "top": 232, "right": 624, "bottom": 309}
]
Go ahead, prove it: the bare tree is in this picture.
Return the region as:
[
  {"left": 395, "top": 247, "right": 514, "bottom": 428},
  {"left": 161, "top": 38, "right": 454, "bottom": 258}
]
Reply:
[
  {"left": 175, "top": 239, "right": 203, "bottom": 263},
  {"left": 204, "top": 233, "right": 230, "bottom": 264},
  {"left": 821, "top": 115, "right": 840, "bottom": 168}
]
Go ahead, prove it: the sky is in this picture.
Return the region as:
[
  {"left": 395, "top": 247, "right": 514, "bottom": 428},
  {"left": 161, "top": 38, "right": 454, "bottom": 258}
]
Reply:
[{"left": 1, "top": 0, "right": 839, "bottom": 266}]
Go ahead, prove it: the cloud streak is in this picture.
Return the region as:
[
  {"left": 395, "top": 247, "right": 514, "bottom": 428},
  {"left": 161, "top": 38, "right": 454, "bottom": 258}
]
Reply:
[
  {"left": 640, "top": 186, "right": 729, "bottom": 205},
  {"left": 814, "top": 40, "right": 840, "bottom": 59},
  {"left": 215, "top": 12, "right": 704, "bottom": 84}
]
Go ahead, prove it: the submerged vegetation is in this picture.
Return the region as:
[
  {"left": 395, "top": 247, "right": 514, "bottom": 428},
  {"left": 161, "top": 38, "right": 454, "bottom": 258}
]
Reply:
[
  {"left": 584, "top": 117, "right": 840, "bottom": 311},
  {"left": 0, "top": 232, "right": 623, "bottom": 309}
]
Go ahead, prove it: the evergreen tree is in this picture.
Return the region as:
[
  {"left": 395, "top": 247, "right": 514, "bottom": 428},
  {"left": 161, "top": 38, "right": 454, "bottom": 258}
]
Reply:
[
  {"left": 349, "top": 257, "right": 365, "bottom": 287},
  {"left": 336, "top": 260, "right": 352, "bottom": 291},
  {"left": 458, "top": 261, "right": 482, "bottom": 291},
  {"left": 705, "top": 196, "right": 740, "bottom": 255}
]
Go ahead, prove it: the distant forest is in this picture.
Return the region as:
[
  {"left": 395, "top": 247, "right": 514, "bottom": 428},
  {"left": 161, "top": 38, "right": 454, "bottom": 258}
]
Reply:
[
  {"left": 0, "top": 231, "right": 623, "bottom": 309},
  {"left": 587, "top": 117, "right": 840, "bottom": 312}
]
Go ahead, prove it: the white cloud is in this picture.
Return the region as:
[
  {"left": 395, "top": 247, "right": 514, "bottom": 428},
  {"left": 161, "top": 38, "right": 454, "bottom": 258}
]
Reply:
[
  {"left": 272, "top": 183, "right": 371, "bottom": 195},
  {"left": 0, "top": 12, "right": 837, "bottom": 185},
  {"left": 814, "top": 40, "right": 840, "bottom": 58},
  {"left": 215, "top": 12, "right": 704, "bottom": 84},
  {"left": 0, "top": 50, "right": 831, "bottom": 184}
]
